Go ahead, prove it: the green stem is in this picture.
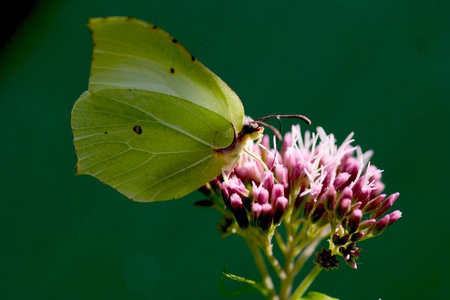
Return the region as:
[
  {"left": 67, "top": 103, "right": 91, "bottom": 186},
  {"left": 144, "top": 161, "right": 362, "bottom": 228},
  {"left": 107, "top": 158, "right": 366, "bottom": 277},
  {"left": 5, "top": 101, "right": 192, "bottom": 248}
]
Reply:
[
  {"left": 247, "top": 240, "right": 278, "bottom": 300},
  {"left": 290, "top": 264, "right": 322, "bottom": 299},
  {"left": 293, "top": 226, "right": 330, "bottom": 275},
  {"left": 274, "top": 230, "right": 287, "bottom": 254},
  {"left": 263, "top": 242, "right": 286, "bottom": 279},
  {"left": 279, "top": 216, "right": 297, "bottom": 300}
]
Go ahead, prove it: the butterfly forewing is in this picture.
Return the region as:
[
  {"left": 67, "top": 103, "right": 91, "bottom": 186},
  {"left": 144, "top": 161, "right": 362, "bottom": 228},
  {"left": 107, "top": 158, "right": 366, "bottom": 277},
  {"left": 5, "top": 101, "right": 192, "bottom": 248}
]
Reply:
[{"left": 88, "top": 17, "right": 244, "bottom": 132}]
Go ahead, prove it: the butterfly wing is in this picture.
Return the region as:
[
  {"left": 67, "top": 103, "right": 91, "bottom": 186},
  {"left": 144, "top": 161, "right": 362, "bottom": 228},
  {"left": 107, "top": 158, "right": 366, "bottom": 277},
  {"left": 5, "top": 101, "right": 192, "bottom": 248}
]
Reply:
[
  {"left": 72, "top": 88, "right": 235, "bottom": 202},
  {"left": 88, "top": 17, "right": 244, "bottom": 131}
]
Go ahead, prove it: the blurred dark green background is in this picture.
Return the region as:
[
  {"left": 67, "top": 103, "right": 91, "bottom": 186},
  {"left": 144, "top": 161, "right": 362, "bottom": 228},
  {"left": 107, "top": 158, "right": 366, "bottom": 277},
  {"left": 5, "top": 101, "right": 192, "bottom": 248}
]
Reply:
[{"left": 1, "top": 0, "right": 448, "bottom": 299}]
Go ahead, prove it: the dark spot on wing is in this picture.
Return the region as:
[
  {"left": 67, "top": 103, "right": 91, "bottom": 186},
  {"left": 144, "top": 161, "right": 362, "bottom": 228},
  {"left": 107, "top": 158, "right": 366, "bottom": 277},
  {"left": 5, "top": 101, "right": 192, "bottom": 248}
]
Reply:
[
  {"left": 133, "top": 125, "right": 143, "bottom": 135},
  {"left": 170, "top": 67, "right": 175, "bottom": 74},
  {"left": 104, "top": 132, "right": 108, "bottom": 134},
  {"left": 152, "top": 25, "right": 157, "bottom": 29},
  {"left": 172, "top": 38, "right": 177, "bottom": 43},
  {"left": 191, "top": 55, "right": 196, "bottom": 61}
]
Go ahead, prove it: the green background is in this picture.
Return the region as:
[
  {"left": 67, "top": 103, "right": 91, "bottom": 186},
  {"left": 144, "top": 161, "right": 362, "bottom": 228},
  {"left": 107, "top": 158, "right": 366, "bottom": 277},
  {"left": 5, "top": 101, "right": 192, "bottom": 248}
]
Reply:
[{"left": 1, "top": 0, "right": 448, "bottom": 299}]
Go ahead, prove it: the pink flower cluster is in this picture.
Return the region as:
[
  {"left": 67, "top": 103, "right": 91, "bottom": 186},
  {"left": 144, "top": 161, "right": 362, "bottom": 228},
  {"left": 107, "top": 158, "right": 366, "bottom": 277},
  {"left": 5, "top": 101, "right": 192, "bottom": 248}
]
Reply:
[{"left": 208, "top": 125, "right": 401, "bottom": 268}]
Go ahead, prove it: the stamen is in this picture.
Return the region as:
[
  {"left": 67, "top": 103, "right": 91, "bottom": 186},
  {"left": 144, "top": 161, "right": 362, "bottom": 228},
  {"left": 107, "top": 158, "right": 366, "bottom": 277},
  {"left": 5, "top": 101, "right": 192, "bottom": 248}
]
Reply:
[{"left": 244, "top": 148, "right": 269, "bottom": 171}]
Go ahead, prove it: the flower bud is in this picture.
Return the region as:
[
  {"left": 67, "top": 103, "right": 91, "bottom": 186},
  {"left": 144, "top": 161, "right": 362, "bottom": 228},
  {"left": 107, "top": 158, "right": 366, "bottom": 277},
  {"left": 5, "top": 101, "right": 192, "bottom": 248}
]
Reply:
[
  {"left": 259, "top": 203, "right": 273, "bottom": 232},
  {"left": 359, "top": 219, "right": 376, "bottom": 231},
  {"left": 283, "top": 147, "right": 301, "bottom": 171},
  {"left": 335, "top": 187, "right": 353, "bottom": 210},
  {"left": 362, "top": 194, "right": 386, "bottom": 214},
  {"left": 261, "top": 171, "right": 274, "bottom": 194},
  {"left": 345, "top": 259, "right": 358, "bottom": 269},
  {"left": 281, "top": 132, "right": 292, "bottom": 153},
  {"left": 368, "top": 165, "right": 381, "bottom": 181},
  {"left": 324, "top": 185, "right": 337, "bottom": 212},
  {"left": 351, "top": 177, "right": 364, "bottom": 203},
  {"left": 221, "top": 177, "right": 249, "bottom": 200},
  {"left": 234, "top": 165, "right": 249, "bottom": 181},
  {"left": 371, "top": 181, "right": 385, "bottom": 197},
  {"left": 252, "top": 183, "right": 261, "bottom": 202},
  {"left": 333, "top": 172, "right": 351, "bottom": 191},
  {"left": 290, "top": 161, "right": 307, "bottom": 193},
  {"left": 271, "top": 184, "right": 285, "bottom": 203},
  {"left": 250, "top": 203, "right": 262, "bottom": 227},
  {"left": 230, "top": 193, "right": 243, "bottom": 210},
  {"left": 347, "top": 209, "right": 362, "bottom": 234},
  {"left": 236, "top": 161, "right": 263, "bottom": 183},
  {"left": 261, "top": 134, "right": 271, "bottom": 149},
  {"left": 220, "top": 182, "right": 231, "bottom": 208},
  {"left": 387, "top": 210, "right": 402, "bottom": 226},
  {"left": 350, "top": 231, "right": 364, "bottom": 242},
  {"left": 356, "top": 187, "right": 371, "bottom": 207},
  {"left": 342, "top": 157, "right": 359, "bottom": 180},
  {"left": 336, "top": 198, "right": 351, "bottom": 220},
  {"left": 339, "top": 242, "right": 361, "bottom": 262},
  {"left": 258, "top": 188, "right": 269, "bottom": 205},
  {"left": 273, "top": 196, "right": 288, "bottom": 224},
  {"left": 230, "top": 193, "right": 249, "bottom": 229},
  {"left": 371, "top": 192, "right": 399, "bottom": 219},
  {"left": 274, "top": 165, "right": 288, "bottom": 187},
  {"left": 332, "top": 233, "right": 350, "bottom": 246},
  {"left": 265, "top": 150, "right": 281, "bottom": 169},
  {"left": 372, "top": 215, "right": 390, "bottom": 236},
  {"left": 341, "top": 186, "right": 354, "bottom": 200}
]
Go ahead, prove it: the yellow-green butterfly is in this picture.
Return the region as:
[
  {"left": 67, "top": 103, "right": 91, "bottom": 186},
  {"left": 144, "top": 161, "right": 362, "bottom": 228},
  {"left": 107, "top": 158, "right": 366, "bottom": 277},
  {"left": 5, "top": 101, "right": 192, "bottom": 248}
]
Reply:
[{"left": 71, "top": 17, "right": 267, "bottom": 202}]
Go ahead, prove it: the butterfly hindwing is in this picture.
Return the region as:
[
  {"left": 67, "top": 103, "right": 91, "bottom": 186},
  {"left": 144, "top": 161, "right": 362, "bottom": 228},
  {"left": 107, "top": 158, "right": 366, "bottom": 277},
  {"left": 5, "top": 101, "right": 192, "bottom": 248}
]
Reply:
[{"left": 72, "top": 88, "right": 235, "bottom": 202}]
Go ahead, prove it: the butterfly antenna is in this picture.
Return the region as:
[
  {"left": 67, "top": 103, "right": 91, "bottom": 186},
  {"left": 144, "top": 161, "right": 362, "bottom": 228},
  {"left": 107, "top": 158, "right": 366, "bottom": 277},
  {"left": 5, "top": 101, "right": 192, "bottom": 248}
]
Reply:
[
  {"left": 256, "top": 114, "right": 312, "bottom": 125},
  {"left": 253, "top": 120, "right": 282, "bottom": 141}
]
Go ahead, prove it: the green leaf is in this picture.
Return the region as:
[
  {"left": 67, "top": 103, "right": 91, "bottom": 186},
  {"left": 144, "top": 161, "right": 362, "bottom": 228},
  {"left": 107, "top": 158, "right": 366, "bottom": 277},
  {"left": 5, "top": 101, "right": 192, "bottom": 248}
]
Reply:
[
  {"left": 299, "top": 291, "right": 340, "bottom": 300},
  {"left": 220, "top": 266, "right": 268, "bottom": 297},
  {"left": 72, "top": 89, "right": 235, "bottom": 202}
]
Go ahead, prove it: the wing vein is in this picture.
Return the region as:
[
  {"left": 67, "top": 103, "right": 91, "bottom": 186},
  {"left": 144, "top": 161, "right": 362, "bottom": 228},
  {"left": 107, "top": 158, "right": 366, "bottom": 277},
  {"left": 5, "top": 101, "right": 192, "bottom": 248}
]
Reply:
[
  {"left": 103, "top": 94, "right": 214, "bottom": 147},
  {"left": 132, "top": 154, "right": 214, "bottom": 200}
]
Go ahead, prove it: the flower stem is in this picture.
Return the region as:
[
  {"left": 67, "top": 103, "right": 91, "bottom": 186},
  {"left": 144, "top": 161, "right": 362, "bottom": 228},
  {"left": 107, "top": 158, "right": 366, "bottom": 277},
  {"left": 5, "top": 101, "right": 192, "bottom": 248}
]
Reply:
[
  {"left": 278, "top": 218, "right": 297, "bottom": 299},
  {"left": 263, "top": 243, "right": 286, "bottom": 279},
  {"left": 246, "top": 240, "right": 278, "bottom": 300},
  {"left": 293, "top": 226, "right": 330, "bottom": 275},
  {"left": 290, "top": 264, "right": 322, "bottom": 299}
]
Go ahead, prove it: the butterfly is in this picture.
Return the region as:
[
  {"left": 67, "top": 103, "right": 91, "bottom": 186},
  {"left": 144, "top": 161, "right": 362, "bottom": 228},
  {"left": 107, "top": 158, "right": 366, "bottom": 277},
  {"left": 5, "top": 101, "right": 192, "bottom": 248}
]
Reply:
[{"left": 71, "top": 17, "right": 268, "bottom": 202}]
